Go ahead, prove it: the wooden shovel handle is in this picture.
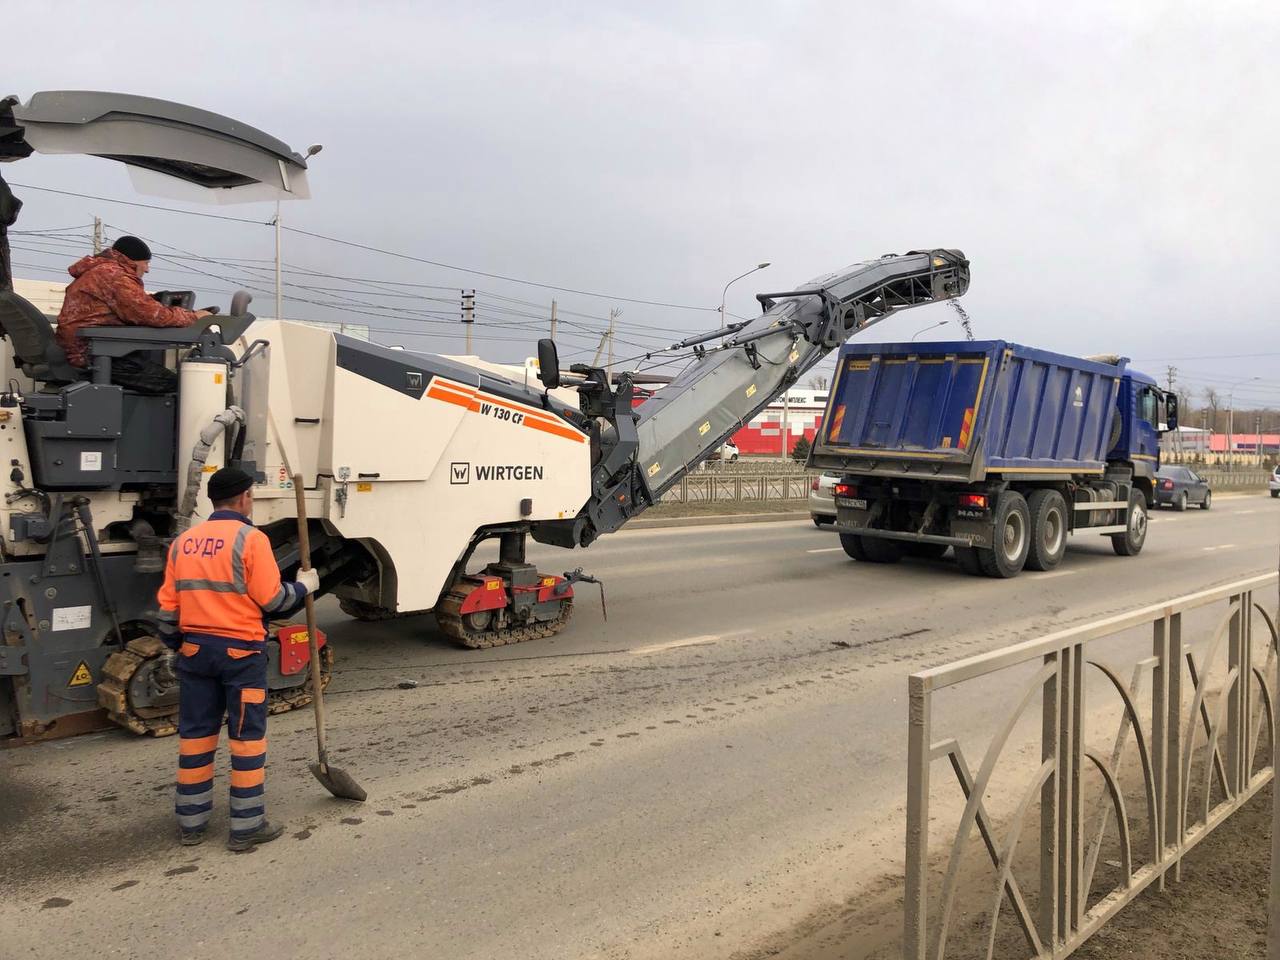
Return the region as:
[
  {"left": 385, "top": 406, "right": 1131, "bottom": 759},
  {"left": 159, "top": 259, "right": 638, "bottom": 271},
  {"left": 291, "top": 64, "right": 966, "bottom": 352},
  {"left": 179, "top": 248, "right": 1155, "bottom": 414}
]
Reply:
[{"left": 293, "top": 475, "right": 328, "bottom": 766}]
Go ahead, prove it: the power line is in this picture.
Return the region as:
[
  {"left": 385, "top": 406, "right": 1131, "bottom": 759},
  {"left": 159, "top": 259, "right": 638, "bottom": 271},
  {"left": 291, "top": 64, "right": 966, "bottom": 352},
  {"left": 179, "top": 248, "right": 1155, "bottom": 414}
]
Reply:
[
  {"left": 10, "top": 181, "right": 724, "bottom": 313},
  {"left": 7, "top": 182, "right": 273, "bottom": 224},
  {"left": 280, "top": 223, "right": 721, "bottom": 312}
]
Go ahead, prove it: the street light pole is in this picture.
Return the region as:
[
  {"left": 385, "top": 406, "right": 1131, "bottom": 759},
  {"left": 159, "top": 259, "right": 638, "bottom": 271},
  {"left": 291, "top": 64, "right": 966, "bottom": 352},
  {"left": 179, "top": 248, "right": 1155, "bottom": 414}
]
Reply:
[
  {"left": 273, "top": 143, "right": 323, "bottom": 325},
  {"left": 720, "top": 262, "right": 771, "bottom": 330},
  {"left": 1226, "top": 376, "right": 1260, "bottom": 471},
  {"left": 911, "top": 319, "right": 950, "bottom": 342}
]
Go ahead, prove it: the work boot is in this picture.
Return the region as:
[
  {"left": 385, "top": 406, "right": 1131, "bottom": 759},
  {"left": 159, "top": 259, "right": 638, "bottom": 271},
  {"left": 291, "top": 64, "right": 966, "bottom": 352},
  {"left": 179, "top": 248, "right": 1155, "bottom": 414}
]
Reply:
[
  {"left": 226, "top": 820, "right": 285, "bottom": 852},
  {"left": 179, "top": 828, "right": 206, "bottom": 847}
]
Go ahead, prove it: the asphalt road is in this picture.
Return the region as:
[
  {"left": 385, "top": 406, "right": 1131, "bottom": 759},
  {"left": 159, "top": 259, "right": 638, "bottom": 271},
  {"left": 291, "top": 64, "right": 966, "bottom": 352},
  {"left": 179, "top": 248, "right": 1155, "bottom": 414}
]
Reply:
[{"left": 1, "top": 495, "right": 1276, "bottom": 959}]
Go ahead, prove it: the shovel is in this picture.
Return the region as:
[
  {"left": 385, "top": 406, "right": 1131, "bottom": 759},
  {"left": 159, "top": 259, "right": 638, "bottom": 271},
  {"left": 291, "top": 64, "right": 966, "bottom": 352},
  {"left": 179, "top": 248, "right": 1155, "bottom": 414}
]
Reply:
[{"left": 294, "top": 474, "right": 367, "bottom": 802}]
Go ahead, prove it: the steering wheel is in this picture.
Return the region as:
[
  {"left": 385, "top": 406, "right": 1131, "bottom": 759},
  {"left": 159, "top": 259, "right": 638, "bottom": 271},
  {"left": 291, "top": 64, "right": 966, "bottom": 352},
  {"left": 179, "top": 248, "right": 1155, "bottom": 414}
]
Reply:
[{"left": 194, "top": 290, "right": 252, "bottom": 318}]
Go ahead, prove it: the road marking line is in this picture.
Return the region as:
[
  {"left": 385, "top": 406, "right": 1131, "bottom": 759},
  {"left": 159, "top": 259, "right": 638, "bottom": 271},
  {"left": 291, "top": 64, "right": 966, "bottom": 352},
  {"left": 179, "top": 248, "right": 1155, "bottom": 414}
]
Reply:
[
  {"left": 807, "top": 547, "right": 845, "bottom": 554},
  {"left": 1038, "top": 569, "right": 1079, "bottom": 579},
  {"left": 630, "top": 634, "right": 723, "bottom": 656},
  {"left": 1202, "top": 544, "right": 1237, "bottom": 552}
]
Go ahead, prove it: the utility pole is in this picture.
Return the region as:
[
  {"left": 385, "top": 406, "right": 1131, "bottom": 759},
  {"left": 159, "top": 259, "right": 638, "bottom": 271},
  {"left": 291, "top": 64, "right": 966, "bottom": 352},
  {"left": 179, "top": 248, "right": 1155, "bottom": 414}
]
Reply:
[
  {"left": 92, "top": 217, "right": 103, "bottom": 255},
  {"left": 273, "top": 202, "right": 283, "bottom": 323},
  {"left": 781, "top": 390, "right": 790, "bottom": 460},
  {"left": 550, "top": 299, "right": 558, "bottom": 343},
  {"left": 461, "top": 290, "right": 476, "bottom": 354},
  {"left": 606, "top": 308, "right": 618, "bottom": 385},
  {"left": 1165, "top": 366, "right": 1181, "bottom": 460},
  {"left": 591, "top": 331, "right": 609, "bottom": 366}
]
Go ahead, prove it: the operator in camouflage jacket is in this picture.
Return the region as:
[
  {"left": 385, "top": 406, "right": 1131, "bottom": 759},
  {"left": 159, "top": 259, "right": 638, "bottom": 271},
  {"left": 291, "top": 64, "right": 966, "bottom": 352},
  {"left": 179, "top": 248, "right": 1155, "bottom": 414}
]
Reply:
[{"left": 56, "top": 235, "right": 211, "bottom": 393}]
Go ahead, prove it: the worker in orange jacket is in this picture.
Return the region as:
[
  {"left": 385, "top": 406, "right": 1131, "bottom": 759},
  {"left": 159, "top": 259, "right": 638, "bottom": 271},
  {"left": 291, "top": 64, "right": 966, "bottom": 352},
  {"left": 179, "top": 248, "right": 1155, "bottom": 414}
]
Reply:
[{"left": 155, "top": 467, "right": 319, "bottom": 850}]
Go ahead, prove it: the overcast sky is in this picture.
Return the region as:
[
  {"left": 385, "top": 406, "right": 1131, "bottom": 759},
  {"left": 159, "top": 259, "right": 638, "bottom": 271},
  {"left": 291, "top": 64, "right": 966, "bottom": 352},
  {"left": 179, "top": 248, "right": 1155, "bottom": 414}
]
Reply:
[{"left": 6, "top": 1, "right": 1278, "bottom": 409}]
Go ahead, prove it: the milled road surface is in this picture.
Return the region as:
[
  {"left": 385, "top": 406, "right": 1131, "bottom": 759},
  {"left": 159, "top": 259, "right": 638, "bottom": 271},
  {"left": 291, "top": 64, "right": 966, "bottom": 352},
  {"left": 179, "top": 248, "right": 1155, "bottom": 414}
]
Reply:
[{"left": 1, "top": 495, "right": 1275, "bottom": 959}]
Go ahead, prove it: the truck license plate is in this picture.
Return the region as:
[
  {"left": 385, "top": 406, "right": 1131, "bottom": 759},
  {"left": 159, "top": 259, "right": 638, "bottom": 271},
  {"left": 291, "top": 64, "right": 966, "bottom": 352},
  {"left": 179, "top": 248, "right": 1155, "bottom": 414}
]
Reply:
[{"left": 837, "top": 497, "right": 867, "bottom": 510}]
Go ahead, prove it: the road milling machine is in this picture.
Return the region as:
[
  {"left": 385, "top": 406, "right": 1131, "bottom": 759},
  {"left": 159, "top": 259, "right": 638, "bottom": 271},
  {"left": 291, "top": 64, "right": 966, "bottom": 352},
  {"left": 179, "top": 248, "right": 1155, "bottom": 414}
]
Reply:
[{"left": 0, "top": 91, "right": 969, "bottom": 740}]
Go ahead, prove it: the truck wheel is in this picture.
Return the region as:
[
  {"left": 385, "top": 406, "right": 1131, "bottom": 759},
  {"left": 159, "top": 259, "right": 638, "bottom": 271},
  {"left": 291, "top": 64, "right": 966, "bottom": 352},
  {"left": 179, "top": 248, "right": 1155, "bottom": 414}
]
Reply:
[
  {"left": 977, "top": 491, "right": 1031, "bottom": 578},
  {"left": 954, "top": 545, "right": 984, "bottom": 575},
  {"left": 861, "top": 537, "right": 904, "bottom": 563},
  {"left": 904, "top": 543, "right": 949, "bottom": 560},
  {"left": 1174, "top": 492, "right": 1187, "bottom": 512},
  {"left": 1111, "top": 489, "right": 1149, "bottom": 556},
  {"left": 1025, "top": 489, "right": 1068, "bottom": 571},
  {"left": 839, "top": 533, "right": 869, "bottom": 560},
  {"left": 1200, "top": 491, "right": 1212, "bottom": 510}
]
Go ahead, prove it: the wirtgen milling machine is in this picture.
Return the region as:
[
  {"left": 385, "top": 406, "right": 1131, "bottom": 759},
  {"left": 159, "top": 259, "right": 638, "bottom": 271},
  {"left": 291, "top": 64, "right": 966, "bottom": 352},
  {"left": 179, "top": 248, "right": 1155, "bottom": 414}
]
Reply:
[{"left": 0, "top": 91, "right": 968, "bottom": 740}]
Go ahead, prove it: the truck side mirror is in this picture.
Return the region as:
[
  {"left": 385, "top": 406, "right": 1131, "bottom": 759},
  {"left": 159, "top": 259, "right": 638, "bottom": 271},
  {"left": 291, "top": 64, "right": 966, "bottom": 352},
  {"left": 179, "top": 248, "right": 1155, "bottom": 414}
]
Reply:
[
  {"left": 1165, "top": 391, "right": 1178, "bottom": 431},
  {"left": 537, "top": 339, "right": 561, "bottom": 390}
]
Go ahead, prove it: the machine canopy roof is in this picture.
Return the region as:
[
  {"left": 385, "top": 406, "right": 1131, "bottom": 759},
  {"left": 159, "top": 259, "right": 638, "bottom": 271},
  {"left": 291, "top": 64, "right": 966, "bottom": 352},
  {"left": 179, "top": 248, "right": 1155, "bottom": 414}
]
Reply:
[{"left": 0, "top": 90, "right": 311, "bottom": 203}]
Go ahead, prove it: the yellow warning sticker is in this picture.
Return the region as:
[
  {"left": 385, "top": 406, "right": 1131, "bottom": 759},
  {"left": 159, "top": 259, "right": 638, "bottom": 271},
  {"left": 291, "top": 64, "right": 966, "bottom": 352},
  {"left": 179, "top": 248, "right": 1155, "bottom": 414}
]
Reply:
[
  {"left": 214, "top": 373, "right": 224, "bottom": 385},
  {"left": 485, "top": 580, "right": 501, "bottom": 591},
  {"left": 789, "top": 349, "right": 799, "bottom": 364},
  {"left": 745, "top": 384, "right": 757, "bottom": 398},
  {"left": 698, "top": 421, "right": 710, "bottom": 436},
  {"left": 356, "top": 482, "right": 373, "bottom": 492},
  {"left": 647, "top": 462, "right": 661, "bottom": 477},
  {"left": 68, "top": 661, "right": 93, "bottom": 687}
]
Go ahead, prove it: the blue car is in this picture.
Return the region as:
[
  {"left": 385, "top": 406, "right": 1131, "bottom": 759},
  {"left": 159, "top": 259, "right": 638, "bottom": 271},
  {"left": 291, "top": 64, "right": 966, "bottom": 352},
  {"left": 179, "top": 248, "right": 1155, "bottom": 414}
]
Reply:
[{"left": 1154, "top": 465, "right": 1211, "bottom": 511}]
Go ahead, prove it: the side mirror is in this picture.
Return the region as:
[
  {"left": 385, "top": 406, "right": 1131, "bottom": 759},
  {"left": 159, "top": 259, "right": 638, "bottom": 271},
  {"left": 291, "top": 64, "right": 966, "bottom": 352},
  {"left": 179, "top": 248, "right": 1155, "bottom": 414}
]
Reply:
[
  {"left": 537, "top": 338, "right": 560, "bottom": 390},
  {"left": 1165, "top": 391, "right": 1179, "bottom": 431}
]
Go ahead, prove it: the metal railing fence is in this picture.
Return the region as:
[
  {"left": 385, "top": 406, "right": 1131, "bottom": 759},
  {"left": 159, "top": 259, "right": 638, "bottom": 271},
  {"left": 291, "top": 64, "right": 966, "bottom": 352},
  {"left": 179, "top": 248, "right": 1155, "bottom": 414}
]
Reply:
[
  {"left": 659, "top": 473, "right": 810, "bottom": 504},
  {"left": 905, "top": 573, "right": 1279, "bottom": 960}
]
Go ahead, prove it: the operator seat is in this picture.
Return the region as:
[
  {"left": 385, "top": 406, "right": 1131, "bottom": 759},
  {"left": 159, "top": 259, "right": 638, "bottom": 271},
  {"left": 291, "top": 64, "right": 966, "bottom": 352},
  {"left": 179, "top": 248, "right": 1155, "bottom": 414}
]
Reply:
[{"left": 0, "top": 290, "right": 83, "bottom": 385}]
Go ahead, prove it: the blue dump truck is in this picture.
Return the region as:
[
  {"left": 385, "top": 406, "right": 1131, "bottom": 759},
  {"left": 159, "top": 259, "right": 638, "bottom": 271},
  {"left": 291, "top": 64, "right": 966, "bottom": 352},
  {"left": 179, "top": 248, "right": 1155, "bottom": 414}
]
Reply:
[{"left": 807, "top": 340, "right": 1179, "bottom": 577}]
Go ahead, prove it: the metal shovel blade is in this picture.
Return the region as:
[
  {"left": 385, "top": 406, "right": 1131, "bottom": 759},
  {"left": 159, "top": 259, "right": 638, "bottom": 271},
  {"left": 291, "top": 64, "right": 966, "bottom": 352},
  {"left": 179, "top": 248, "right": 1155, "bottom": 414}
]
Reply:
[{"left": 310, "top": 761, "right": 367, "bottom": 802}]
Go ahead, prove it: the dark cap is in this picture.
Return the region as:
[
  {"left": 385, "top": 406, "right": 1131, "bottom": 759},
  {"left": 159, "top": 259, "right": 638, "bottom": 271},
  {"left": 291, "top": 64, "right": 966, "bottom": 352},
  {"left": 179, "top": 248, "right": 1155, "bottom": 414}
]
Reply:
[
  {"left": 208, "top": 466, "right": 254, "bottom": 503},
  {"left": 111, "top": 235, "right": 152, "bottom": 262}
]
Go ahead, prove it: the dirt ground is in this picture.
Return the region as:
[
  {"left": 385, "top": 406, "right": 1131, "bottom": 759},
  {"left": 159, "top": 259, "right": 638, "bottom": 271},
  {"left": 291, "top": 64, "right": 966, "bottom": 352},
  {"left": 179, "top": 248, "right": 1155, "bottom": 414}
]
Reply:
[
  {"left": 755, "top": 782, "right": 1273, "bottom": 960},
  {"left": 1070, "top": 781, "right": 1270, "bottom": 960}
]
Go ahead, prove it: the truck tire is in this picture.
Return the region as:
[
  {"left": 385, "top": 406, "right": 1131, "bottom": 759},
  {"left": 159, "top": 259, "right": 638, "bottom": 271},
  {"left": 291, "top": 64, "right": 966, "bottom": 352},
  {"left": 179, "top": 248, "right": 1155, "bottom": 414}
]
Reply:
[
  {"left": 977, "top": 491, "right": 1031, "bottom": 578},
  {"left": 1174, "top": 491, "right": 1187, "bottom": 512},
  {"left": 839, "top": 533, "right": 869, "bottom": 560},
  {"left": 1025, "top": 489, "right": 1068, "bottom": 571},
  {"left": 862, "top": 537, "right": 904, "bottom": 563},
  {"left": 840, "top": 533, "right": 902, "bottom": 563},
  {"left": 954, "top": 545, "right": 984, "bottom": 575},
  {"left": 1111, "top": 489, "right": 1149, "bottom": 556},
  {"left": 904, "top": 542, "right": 949, "bottom": 560}
]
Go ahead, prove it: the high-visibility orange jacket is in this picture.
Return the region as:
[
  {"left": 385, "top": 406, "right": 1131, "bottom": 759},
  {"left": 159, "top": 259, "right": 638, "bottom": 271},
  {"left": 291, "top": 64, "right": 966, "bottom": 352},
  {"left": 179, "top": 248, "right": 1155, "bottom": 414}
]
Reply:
[{"left": 156, "top": 510, "right": 305, "bottom": 646}]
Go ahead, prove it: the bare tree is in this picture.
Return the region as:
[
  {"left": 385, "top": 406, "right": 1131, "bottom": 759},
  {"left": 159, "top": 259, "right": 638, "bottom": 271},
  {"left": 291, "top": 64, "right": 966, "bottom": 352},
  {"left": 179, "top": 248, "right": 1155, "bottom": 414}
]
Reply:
[
  {"left": 808, "top": 375, "right": 829, "bottom": 391},
  {"left": 1202, "top": 387, "right": 1221, "bottom": 433}
]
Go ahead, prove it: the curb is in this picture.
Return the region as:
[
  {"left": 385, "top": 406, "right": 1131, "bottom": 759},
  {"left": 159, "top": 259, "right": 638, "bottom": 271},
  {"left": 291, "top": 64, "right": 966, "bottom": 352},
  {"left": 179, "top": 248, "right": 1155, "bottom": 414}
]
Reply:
[{"left": 626, "top": 511, "right": 812, "bottom": 530}]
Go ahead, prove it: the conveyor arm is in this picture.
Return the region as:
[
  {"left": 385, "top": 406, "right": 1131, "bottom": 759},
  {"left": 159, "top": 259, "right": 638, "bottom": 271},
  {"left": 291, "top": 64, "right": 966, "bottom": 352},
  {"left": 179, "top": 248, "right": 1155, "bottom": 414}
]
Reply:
[{"left": 531, "top": 248, "right": 969, "bottom": 549}]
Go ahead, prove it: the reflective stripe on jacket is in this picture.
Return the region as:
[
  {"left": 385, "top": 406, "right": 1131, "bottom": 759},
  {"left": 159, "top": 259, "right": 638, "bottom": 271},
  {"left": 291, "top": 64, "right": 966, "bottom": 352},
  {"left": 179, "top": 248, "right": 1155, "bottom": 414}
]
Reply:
[{"left": 156, "top": 510, "right": 302, "bottom": 642}]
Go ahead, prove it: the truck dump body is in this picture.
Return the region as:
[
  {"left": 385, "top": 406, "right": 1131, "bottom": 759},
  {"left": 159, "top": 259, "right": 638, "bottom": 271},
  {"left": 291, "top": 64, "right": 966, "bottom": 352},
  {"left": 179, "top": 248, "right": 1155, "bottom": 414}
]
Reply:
[{"left": 810, "top": 340, "right": 1127, "bottom": 482}]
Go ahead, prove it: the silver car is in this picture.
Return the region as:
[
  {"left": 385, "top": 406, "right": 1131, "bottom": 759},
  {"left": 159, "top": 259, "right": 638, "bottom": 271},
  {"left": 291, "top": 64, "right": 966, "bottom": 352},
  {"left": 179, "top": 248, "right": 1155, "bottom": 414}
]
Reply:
[{"left": 809, "top": 472, "right": 839, "bottom": 526}]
